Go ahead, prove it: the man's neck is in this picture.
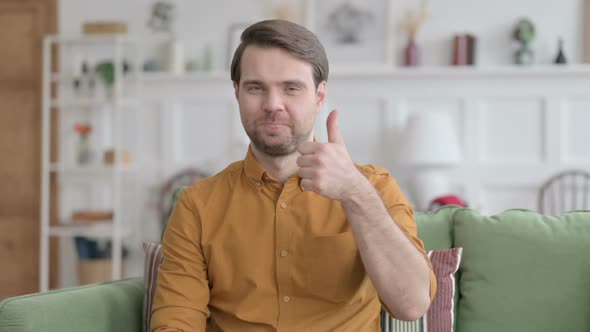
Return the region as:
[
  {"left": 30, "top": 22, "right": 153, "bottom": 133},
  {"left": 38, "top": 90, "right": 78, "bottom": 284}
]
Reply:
[{"left": 250, "top": 146, "right": 301, "bottom": 184}]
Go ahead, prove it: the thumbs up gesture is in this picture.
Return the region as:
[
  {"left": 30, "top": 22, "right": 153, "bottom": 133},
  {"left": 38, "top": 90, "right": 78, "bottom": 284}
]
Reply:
[
  {"left": 325, "top": 108, "right": 345, "bottom": 145},
  {"left": 296, "top": 110, "right": 364, "bottom": 201}
]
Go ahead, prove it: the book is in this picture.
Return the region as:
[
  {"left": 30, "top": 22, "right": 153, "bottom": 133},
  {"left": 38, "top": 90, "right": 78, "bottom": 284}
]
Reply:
[
  {"left": 71, "top": 210, "right": 114, "bottom": 223},
  {"left": 453, "top": 34, "right": 477, "bottom": 66},
  {"left": 82, "top": 21, "right": 127, "bottom": 35}
]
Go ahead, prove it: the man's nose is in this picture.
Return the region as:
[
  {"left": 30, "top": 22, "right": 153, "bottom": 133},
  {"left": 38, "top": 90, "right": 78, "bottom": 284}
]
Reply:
[{"left": 263, "top": 90, "right": 285, "bottom": 113}]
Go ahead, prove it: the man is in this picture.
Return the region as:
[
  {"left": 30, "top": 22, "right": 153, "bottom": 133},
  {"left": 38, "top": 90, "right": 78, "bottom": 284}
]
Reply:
[{"left": 151, "top": 19, "right": 436, "bottom": 331}]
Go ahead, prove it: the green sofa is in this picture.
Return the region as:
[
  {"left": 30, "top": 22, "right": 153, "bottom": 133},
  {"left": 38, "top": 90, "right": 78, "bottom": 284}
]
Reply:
[{"left": 2, "top": 206, "right": 590, "bottom": 332}]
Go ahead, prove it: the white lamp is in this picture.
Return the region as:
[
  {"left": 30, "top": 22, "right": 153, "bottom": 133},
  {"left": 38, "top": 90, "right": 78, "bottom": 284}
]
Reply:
[{"left": 397, "top": 111, "right": 463, "bottom": 210}]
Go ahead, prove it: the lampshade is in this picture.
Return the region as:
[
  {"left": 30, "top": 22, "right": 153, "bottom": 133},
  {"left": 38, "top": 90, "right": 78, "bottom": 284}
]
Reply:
[{"left": 397, "top": 111, "right": 463, "bottom": 167}]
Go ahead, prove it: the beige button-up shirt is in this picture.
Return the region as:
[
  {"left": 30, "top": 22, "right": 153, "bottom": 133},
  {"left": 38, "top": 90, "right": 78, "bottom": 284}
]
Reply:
[{"left": 151, "top": 149, "right": 436, "bottom": 331}]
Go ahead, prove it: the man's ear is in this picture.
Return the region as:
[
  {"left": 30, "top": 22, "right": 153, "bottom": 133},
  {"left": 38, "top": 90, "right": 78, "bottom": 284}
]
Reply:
[
  {"left": 316, "top": 81, "right": 327, "bottom": 111},
  {"left": 233, "top": 81, "right": 239, "bottom": 100}
]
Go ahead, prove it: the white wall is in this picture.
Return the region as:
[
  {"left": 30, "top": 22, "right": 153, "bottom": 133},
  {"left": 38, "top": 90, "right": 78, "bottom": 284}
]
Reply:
[
  {"left": 55, "top": 0, "right": 590, "bottom": 287},
  {"left": 137, "top": 68, "right": 590, "bottom": 215},
  {"left": 60, "top": 0, "right": 587, "bottom": 68}
]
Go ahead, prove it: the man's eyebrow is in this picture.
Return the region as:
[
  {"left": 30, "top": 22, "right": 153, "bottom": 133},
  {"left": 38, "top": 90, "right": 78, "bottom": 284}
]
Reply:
[
  {"left": 282, "top": 79, "right": 307, "bottom": 87},
  {"left": 241, "top": 79, "right": 264, "bottom": 86},
  {"left": 241, "top": 79, "right": 307, "bottom": 87}
]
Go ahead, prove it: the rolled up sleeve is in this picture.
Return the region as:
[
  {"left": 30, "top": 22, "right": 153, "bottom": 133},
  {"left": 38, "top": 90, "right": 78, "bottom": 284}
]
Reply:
[
  {"left": 151, "top": 188, "right": 210, "bottom": 331},
  {"left": 371, "top": 171, "right": 437, "bottom": 316}
]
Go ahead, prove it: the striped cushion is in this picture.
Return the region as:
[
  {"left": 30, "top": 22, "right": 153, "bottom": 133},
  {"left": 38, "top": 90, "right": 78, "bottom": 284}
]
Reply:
[
  {"left": 381, "top": 313, "right": 424, "bottom": 332},
  {"left": 142, "top": 241, "right": 164, "bottom": 332},
  {"left": 381, "top": 247, "right": 463, "bottom": 332}
]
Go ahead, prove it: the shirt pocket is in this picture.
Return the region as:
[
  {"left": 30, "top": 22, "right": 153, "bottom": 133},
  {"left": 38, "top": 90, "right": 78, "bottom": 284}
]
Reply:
[{"left": 303, "top": 231, "right": 366, "bottom": 303}]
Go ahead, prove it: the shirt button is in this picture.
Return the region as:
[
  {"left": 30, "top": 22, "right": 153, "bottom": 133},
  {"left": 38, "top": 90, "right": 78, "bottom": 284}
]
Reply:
[
  {"left": 256, "top": 181, "right": 262, "bottom": 187},
  {"left": 281, "top": 250, "right": 288, "bottom": 257},
  {"left": 283, "top": 296, "right": 290, "bottom": 303},
  {"left": 280, "top": 202, "right": 287, "bottom": 208}
]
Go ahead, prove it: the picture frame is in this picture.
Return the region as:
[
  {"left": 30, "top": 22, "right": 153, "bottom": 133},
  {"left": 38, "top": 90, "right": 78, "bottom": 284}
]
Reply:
[
  {"left": 306, "top": 0, "right": 395, "bottom": 69},
  {"left": 226, "top": 23, "right": 251, "bottom": 70}
]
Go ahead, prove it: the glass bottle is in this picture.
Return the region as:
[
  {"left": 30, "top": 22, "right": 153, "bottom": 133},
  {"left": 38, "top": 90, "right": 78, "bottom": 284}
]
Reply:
[{"left": 77, "top": 133, "right": 91, "bottom": 165}]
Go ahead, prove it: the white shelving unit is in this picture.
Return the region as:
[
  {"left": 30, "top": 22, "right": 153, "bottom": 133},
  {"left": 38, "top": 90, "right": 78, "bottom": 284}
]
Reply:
[
  {"left": 40, "top": 35, "right": 142, "bottom": 292},
  {"left": 140, "top": 64, "right": 590, "bottom": 82}
]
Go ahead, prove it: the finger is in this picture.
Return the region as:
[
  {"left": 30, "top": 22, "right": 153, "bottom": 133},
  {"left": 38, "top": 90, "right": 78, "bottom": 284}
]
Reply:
[
  {"left": 300, "top": 178, "right": 317, "bottom": 192},
  {"left": 326, "top": 109, "right": 344, "bottom": 145},
  {"left": 297, "top": 166, "right": 316, "bottom": 179},
  {"left": 297, "top": 141, "right": 320, "bottom": 155},
  {"left": 296, "top": 155, "right": 316, "bottom": 168}
]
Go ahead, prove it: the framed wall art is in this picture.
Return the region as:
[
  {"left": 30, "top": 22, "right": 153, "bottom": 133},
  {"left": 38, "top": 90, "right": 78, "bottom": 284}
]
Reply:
[{"left": 306, "top": 0, "right": 395, "bottom": 69}]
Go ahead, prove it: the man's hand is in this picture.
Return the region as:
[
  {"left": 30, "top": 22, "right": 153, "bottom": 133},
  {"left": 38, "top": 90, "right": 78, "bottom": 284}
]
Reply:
[{"left": 296, "top": 110, "right": 366, "bottom": 201}]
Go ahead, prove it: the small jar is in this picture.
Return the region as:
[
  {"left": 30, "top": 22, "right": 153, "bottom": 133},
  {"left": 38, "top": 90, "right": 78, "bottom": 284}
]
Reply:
[{"left": 77, "top": 133, "right": 91, "bottom": 165}]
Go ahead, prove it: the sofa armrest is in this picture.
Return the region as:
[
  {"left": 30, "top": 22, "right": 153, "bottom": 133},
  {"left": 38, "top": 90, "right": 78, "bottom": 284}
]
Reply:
[{"left": 0, "top": 278, "right": 144, "bottom": 332}]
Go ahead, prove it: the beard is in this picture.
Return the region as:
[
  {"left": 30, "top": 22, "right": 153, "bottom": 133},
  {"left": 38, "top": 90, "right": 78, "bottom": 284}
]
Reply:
[{"left": 245, "top": 118, "right": 312, "bottom": 157}]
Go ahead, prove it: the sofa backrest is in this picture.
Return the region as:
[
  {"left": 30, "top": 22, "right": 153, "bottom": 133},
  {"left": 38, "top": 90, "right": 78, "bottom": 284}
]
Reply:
[
  {"left": 0, "top": 278, "right": 144, "bottom": 332},
  {"left": 452, "top": 208, "right": 590, "bottom": 332}
]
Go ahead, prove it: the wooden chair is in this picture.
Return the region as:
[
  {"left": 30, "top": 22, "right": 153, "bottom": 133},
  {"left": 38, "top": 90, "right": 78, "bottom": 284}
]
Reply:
[{"left": 538, "top": 169, "right": 590, "bottom": 215}]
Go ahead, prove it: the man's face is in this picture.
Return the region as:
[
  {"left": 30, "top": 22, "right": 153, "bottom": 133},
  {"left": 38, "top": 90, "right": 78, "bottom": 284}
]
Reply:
[{"left": 234, "top": 45, "right": 326, "bottom": 157}]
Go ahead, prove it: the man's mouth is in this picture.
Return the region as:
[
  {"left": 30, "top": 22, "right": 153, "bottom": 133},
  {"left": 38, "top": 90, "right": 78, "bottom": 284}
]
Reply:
[{"left": 261, "top": 123, "right": 288, "bottom": 129}]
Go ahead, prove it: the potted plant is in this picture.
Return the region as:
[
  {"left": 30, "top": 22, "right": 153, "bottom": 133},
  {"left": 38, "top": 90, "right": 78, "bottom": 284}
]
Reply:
[{"left": 95, "top": 61, "right": 131, "bottom": 98}]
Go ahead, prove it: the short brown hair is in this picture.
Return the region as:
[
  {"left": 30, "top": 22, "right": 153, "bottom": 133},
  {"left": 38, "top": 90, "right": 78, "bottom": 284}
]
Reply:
[{"left": 230, "top": 19, "right": 329, "bottom": 88}]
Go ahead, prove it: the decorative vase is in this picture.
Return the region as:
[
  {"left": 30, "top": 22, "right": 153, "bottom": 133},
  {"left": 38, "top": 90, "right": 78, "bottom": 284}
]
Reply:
[
  {"left": 165, "top": 38, "right": 185, "bottom": 75},
  {"left": 77, "top": 134, "right": 91, "bottom": 165},
  {"left": 515, "top": 44, "right": 534, "bottom": 65},
  {"left": 404, "top": 38, "right": 419, "bottom": 67},
  {"left": 554, "top": 38, "right": 567, "bottom": 64}
]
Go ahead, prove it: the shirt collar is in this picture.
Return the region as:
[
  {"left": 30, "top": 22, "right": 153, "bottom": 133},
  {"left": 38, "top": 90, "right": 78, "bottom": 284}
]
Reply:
[
  {"left": 243, "top": 137, "right": 319, "bottom": 191},
  {"left": 244, "top": 146, "right": 266, "bottom": 182}
]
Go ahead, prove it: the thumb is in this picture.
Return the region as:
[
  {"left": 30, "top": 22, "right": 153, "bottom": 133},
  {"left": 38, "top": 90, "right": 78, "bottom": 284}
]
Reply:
[{"left": 326, "top": 110, "right": 344, "bottom": 144}]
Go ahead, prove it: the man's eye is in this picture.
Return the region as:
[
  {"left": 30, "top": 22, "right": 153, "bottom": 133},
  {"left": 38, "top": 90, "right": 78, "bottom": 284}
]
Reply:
[
  {"left": 286, "top": 86, "right": 301, "bottom": 94},
  {"left": 247, "top": 86, "right": 263, "bottom": 93}
]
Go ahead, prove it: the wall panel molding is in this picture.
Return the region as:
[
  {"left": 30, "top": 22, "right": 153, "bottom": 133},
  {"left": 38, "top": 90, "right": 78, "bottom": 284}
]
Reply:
[{"left": 135, "top": 70, "right": 590, "bottom": 215}]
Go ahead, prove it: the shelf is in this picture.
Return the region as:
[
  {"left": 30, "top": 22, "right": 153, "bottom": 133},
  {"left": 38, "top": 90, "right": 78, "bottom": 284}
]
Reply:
[
  {"left": 45, "top": 34, "right": 136, "bottom": 45},
  {"left": 41, "top": 33, "right": 140, "bottom": 292},
  {"left": 51, "top": 73, "right": 141, "bottom": 84},
  {"left": 48, "top": 221, "right": 129, "bottom": 238},
  {"left": 50, "top": 98, "right": 139, "bottom": 109},
  {"left": 49, "top": 163, "right": 135, "bottom": 174},
  {"left": 141, "top": 64, "right": 590, "bottom": 83},
  {"left": 325, "top": 64, "right": 590, "bottom": 80},
  {"left": 142, "top": 70, "right": 229, "bottom": 82}
]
